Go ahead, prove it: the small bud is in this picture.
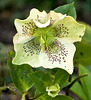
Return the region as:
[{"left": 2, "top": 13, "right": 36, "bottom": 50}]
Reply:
[{"left": 46, "top": 83, "right": 60, "bottom": 97}]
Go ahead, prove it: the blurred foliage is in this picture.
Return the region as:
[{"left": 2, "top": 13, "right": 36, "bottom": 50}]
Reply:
[
  {"left": 71, "top": 64, "right": 91, "bottom": 100},
  {"left": 74, "top": 41, "right": 91, "bottom": 66},
  {"left": 0, "top": 43, "right": 12, "bottom": 62},
  {"left": 82, "top": 23, "right": 91, "bottom": 43},
  {"left": 0, "top": 0, "right": 57, "bottom": 10},
  {"left": 74, "top": 23, "right": 91, "bottom": 67},
  {"left": 0, "top": 0, "right": 91, "bottom": 24},
  {"left": 0, "top": 0, "right": 58, "bottom": 22},
  {"left": 0, "top": 43, "right": 12, "bottom": 86}
]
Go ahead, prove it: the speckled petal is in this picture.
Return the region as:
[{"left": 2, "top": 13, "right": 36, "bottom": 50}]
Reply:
[
  {"left": 52, "top": 16, "right": 85, "bottom": 43},
  {"left": 14, "top": 8, "right": 46, "bottom": 35},
  {"left": 12, "top": 38, "right": 41, "bottom": 67},
  {"left": 39, "top": 38, "right": 76, "bottom": 74},
  {"left": 14, "top": 18, "right": 37, "bottom": 36}
]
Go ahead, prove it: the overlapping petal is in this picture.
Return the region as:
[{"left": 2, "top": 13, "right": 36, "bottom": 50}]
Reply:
[
  {"left": 13, "top": 33, "right": 34, "bottom": 44},
  {"left": 49, "top": 11, "right": 63, "bottom": 24},
  {"left": 30, "top": 8, "right": 50, "bottom": 28}
]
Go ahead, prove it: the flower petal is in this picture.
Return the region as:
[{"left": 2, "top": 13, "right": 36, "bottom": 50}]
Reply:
[
  {"left": 34, "top": 19, "right": 50, "bottom": 28},
  {"left": 30, "top": 9, "right": 48, "bottom": 23},
  {"left": 52, "top": 16, "right": 86, "bottom": 43},
  {"left": 12, "top": 38, "right": 41, "bottom": 67},
  {"left": 49, "top": 11, "right": 63, "bottom": 24},
  {"left": 30, "top": 8, "right": 50, "bottom": 27},
  {"left": 15, "top": 18, "right": 37, "bottom": 35},
  {"left": 39, "top": 38, "right": 76, "bottom": 74},
  {"left": 13, "top": 33, "right": 34, "bottom": 44},
  {"left": 15, "top": 9, "right": 44, "bottom": 35},
  {"left": 60, "top": 14, "right": 66, "bottom": 19}
]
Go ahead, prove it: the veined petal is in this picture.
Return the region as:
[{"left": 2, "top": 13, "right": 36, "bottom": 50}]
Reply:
[
  {"left": 52, "top": 16, "right": 86, "bottom": 43},
  {"left": 13, "top": 33, "right": 34, "bottom": 44},
  {"left": 12, "top": 38, "right": 41, "bottom": 67},
  {"left": 39, "top": 38, "right": 76, "bottom": 74}
]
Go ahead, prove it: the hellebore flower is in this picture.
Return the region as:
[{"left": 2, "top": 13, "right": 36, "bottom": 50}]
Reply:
[
  {"left": 12, "top": 8, "right": 85, "bottom": 74},
  {"left": 46, "top": 83, "right": 60, "bottom": 97}
]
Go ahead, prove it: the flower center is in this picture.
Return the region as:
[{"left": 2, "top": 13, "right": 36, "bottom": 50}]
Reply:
[{"left": 33, "top": 26, "right": 55, "bottom": 49}]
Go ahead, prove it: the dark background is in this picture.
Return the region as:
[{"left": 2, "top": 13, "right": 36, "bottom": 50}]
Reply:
[{"left": 0, "top": 0, "right": 91, "bottom": 44}]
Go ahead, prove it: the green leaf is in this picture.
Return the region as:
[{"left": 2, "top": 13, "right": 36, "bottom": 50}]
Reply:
[
  {"left": 28, "top": 72, "right": 46, "bottom": 93},
  {"left": 54, "top": 69, "right": 70, "bottom": 86},
  {"left": 34, "top": 71, "right": 53, "bottom": 86},
  {"left": 28, "top": 71, "right": 53, "bottom": 93},
  {"left": 7, "top": 50, "right": 33, "bottom": 92},
  {"left": 70, "top": 81, "right": 87, "bottom": 100},
  {"left": 54, "top": 2, "right": 76, "bottom": 20},
  {"left": 74, "top": 41, "right": 91, "bottom": 66},
  {"left": 79, "top": 64, "right": 91, "bottom": 100}
]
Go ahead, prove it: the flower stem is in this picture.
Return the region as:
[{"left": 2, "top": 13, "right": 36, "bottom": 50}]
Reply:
[{"left": 65, "top": 73, "right": 88, "bottom": 96}]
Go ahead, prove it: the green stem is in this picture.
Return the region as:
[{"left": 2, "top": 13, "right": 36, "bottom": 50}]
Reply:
[
  {"left": 66, "top": 73, "right": 88, "bottom": 96},
  {"left": 29, "top": 93, "right": 44, "bottom": 100},
  {"left": 21, "top": 92, "right": 28, "bottom": 100},
  {"left": 68, "top": 75, "right": 72, "bottom": 82}
]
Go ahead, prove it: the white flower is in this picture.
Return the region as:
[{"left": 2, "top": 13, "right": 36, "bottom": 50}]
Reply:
[{"left": 12, "top": 8, "right": 85, "bottom": 74}]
